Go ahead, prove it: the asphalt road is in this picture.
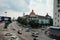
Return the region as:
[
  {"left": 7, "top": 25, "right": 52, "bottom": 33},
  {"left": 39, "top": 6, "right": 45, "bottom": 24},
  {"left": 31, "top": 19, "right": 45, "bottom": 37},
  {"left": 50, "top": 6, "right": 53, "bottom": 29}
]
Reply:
[
  {"left": 7, "top": 21, "right": 56, "bottom": 40},
  {"left": 11, "top": 22, "right": 55, "bottom": 40},
  {"left": 22, "top": 28, "right": 55, "bottom": 40}
]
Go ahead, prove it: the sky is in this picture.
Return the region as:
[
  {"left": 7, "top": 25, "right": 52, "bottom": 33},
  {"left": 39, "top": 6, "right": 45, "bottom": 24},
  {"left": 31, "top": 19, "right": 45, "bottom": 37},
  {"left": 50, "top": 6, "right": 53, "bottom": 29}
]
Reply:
[{"left": 0, "top": 0, "right": 53, "bottom": 19}]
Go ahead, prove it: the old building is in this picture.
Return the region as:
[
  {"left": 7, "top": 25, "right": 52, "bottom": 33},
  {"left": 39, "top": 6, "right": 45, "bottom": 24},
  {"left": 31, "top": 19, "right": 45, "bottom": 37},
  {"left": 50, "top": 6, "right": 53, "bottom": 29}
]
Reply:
[{"left": 23, "top": 10, "right": 52, "bottom": 26}]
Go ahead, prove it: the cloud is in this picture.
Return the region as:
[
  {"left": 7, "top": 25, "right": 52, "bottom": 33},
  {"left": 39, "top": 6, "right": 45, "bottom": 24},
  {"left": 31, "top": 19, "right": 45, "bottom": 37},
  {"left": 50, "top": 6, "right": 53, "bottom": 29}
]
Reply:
[
  {"left": 29, "top": 0, "right": 53, "bottom": 17},
  {"left": 46, "top": 0, "right": 53, "bottom": 17},
  {"left": 34, "top": 0, "right": 46, "bottom": 4},
  {"left": 0, "top": 0, "right": 30, "bottom": 12},
  {"left": 0, "top": 0, "right": 53, "bottom": 18},
  {"left": 29, "top": 0, "right": 47, "bottom": 15}
]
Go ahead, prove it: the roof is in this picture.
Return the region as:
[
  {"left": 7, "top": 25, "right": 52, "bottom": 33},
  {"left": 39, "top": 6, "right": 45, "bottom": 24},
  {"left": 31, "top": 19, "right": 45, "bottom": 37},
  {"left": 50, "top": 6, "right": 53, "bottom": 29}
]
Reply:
[
  {"left": 48, "top": 26, "right": 60, "bottom": 29},
  {"left": 45, "top": 13, "right": 50, "bottom": 17},
  {"left": 23, "top": 10, "right": 51, "bottom": 19},
  {"left": 24, "top": 15, "right": 50, "bottom": 19}
]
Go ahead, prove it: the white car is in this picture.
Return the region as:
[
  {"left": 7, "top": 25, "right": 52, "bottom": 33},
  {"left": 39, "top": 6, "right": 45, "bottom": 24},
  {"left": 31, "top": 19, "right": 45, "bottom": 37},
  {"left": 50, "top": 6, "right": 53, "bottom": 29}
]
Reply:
[
  {"left": 25, "top": 28, "right": 30, "bottom": 32},
  {"left": 32, "top": 32, "right": 39, "bottom": 37},
  {"left": 4, "top": 32, "right": 12, "bottom": 36},
  {"left": 41, "top": 28, "right": 45, "bottom": 30},
  {"left": 11, "top": 36, "right": 19, "bottom": 40}
]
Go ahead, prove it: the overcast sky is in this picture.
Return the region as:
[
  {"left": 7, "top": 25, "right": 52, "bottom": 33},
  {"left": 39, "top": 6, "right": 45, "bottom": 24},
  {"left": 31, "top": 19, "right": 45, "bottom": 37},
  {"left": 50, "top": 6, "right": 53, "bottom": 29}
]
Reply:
[{"left": 0, "top": 0, "right": 53, "bottom": 18}]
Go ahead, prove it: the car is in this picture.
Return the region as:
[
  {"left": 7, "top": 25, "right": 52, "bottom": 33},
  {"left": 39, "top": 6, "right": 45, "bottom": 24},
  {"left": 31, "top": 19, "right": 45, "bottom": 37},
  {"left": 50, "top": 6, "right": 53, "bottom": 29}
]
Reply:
[
  {"left": 32, "top": 32, "right": 39, "bottom": 37},
  {"left": 25, "top": 28, "right": 30, "bottom": 32},
  {"left": 32, "top": 32, "right": 35, "bottom": 36},
  {"left": 4, "top": 32, "right": 12, "bottom": 36},
  {"left": 45, "top": 26, "right": 60, "bottom": 39},
  {"left": 10, "top": 36, "right": 18, "bottom": 40},
  {"left": 41, "top": 28, "right": 45, "bottom": 30},
  {"left": 33, "top": 36, "right": 39, "bottom": 40},
  {"left": 18, "top": 29, "right": 22, "bottom": 34}
]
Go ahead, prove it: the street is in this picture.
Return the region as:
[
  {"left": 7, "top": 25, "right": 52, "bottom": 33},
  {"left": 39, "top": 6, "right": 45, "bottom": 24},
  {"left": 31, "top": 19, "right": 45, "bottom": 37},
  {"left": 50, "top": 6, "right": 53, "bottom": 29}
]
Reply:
[
  {"left": 8, "top": 21, "right": 55, "bottom": 40},
  {"left": 0, "top": 21, "right": 56, "bottom": 40}
]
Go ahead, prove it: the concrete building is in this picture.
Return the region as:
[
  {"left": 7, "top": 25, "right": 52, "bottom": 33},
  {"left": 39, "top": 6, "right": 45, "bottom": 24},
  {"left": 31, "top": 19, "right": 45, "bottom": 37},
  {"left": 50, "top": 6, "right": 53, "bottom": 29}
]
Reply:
[{"left": 53, "top": 0, "right": 60, "bottom": 27}]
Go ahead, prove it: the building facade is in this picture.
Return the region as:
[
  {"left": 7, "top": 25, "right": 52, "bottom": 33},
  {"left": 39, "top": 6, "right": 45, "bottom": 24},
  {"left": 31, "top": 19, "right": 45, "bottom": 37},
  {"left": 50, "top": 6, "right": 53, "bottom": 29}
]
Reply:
[
  {"left": 53, "top": 0, "right": 60, "bottom": 27},
  {"left": 23, "top": 10, "right": 52, "bottom": 26}
]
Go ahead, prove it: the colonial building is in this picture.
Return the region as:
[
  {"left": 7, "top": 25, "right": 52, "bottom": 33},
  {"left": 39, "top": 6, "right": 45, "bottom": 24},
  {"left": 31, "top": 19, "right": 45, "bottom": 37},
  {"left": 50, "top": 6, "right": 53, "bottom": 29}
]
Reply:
[{"left": 23, "top": 10, "right": 52, "bottom": 26}]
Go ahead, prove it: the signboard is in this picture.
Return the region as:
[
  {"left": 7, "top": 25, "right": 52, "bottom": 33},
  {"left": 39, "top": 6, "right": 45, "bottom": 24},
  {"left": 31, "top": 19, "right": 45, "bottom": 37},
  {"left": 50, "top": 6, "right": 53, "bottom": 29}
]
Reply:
[{"left": 4, "top": 18, "right": 9, "bottom": 21}]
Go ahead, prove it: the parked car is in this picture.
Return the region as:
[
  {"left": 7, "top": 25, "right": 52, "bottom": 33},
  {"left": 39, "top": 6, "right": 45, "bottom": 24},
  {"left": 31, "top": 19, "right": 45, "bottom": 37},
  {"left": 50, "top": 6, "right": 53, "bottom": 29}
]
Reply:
[
  {"left": 11, "top": 36, "right": 18, "bottom": 40},
  {"left": 4, "top": 32, "right": 12, "bottom": 36},
  {"left": 18, "top": 29, "right": 22, "bottom": 34},
  {"left": 45, "top": 26, "right": 60, "bottom": 39}
]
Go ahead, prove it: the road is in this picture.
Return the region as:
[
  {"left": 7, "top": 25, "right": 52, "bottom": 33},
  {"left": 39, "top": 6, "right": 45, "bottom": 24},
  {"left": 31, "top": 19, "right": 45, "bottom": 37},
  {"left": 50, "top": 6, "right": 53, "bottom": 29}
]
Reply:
[
  {"left": 7, "top": 21, "right": 56, "bottom": 40},
  {"left": 0, "top": 22, "right": 5, "bottom": 30},
  {"left": 8, "top": 21, "right": 28, "bottom": 40},
  {"left": 0, "top": 21, "right": 56, "bottom": 40}
]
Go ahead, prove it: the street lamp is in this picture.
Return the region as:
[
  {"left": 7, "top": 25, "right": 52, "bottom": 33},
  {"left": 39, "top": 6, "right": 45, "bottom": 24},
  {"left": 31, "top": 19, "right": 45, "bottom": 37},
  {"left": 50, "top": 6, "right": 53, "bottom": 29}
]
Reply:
[
  {"left": 4, "top": 12, "right": 7, "bottom": 17},
  {"left": 4, "top": 12, "right": 8, "bottom": 29}
]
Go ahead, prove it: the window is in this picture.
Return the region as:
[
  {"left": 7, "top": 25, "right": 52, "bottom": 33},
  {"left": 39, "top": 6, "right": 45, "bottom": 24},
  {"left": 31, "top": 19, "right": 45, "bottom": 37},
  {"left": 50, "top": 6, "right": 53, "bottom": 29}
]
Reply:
[
  {"left": 58, "top": 15, "right": 59, "bottom": 17},
  {"left": 58, "top": 20, "right": 59, "bottom": 22},
  {"left": 55, "top": 22, "right": 56, "bottom": 24},
  {"left": 58, "top": 9, "right": 60, "bottom": 12},
  {"left": 55, "top": 17, "right": 56, "bottom": 19},
  {"left": 55, "top": 13, "right": 57, "bottom": 15},
  {"left": 57, "top": 5, "right": 60, "bottom": 7},
  {"left": 58, "top": 0, "right": 60, "bottom": 4}
]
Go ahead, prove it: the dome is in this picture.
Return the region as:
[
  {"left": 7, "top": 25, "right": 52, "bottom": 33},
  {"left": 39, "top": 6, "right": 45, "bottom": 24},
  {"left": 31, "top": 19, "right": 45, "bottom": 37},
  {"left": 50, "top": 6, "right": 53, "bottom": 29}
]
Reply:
[
  {"left": 30, "top": 10, "right": 35, "bottom": 15},
  {"left": 45, "top": 13, "right": 49, "bottom": 17},
  {"left": 45, "top": 13, "right": 51, "bottom": 18}
]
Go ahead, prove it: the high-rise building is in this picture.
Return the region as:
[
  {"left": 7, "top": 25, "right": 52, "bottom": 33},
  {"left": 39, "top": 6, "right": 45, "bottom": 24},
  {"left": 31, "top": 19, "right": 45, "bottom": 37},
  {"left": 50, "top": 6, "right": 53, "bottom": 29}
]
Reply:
[{"left": 53, "top": 0, "right": 60, "bottom": 27}]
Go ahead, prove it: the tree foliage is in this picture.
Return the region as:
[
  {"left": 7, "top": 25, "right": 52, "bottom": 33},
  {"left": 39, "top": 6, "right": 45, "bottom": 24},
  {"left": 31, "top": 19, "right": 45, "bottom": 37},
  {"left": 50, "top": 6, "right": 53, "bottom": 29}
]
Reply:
[
  {"left": 17, "top": 16, "right": 53, "bottom": 28},
  {"left": 17, "top": 17, "right": 27, "bottom": 25},
  {"left": 49, "top": 19, "right": 53, "bottom": 26},
  {"left": 28, "top": 20, "right": 39, "bottom": 28}
]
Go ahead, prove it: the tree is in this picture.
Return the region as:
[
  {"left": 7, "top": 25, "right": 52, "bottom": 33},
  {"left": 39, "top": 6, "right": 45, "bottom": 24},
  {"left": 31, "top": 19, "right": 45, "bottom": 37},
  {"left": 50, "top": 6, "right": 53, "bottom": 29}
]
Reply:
[
  {"left": 49, "top": 19, "right": 53, "bottom": 26},
  {"left": 17, "top": 17, "right": 23, "bottom": 23},
  {"left": 28, "top": 20, "right": 39, "bottom": 28},
  {"left": 4, "top": 21, "right": 12, "bottom": 29},
  {"left": 41, "top": 21, "right": 44, "bottom": 26},
  {"left": 17, "top": 17, "right": 27, "bottom": 25}
]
